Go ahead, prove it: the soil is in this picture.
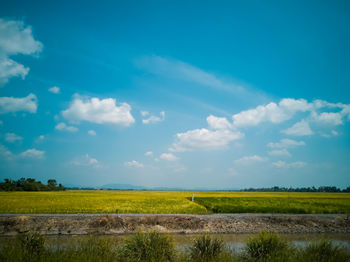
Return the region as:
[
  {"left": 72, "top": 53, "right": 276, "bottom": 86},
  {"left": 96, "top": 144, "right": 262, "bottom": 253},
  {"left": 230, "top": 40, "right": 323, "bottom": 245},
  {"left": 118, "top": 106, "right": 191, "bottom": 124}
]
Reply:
[{"left": 0, "top": 214, "right": 349, "bottom": 236}]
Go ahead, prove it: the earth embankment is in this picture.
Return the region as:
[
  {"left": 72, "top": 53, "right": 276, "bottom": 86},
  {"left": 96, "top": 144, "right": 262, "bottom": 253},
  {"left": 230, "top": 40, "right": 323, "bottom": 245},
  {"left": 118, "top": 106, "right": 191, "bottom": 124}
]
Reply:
[{"left": 0, "top": 213, "right": 349, "bottom": 236}]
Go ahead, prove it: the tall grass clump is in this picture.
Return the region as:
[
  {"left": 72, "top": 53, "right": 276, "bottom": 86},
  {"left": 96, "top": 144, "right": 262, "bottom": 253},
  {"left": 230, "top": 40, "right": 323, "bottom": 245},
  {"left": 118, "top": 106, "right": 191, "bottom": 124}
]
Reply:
[
  {"left": 244, "top": 232, "right": 289, "bottom": 261},
  {"left": 119, "top": 231, "right": 176, "bottom": 262},
  {"left": 188, "top": 234, "right": 227, "bottom": 262},
  {"left": 296, "top": 239, "right": 350, "bottom": 262},
  {"left": 72, "top": 236, "right": 119, "bottom": 262},
  {"left": 0, "top": 231, "right": 46, "bottom": 262}
]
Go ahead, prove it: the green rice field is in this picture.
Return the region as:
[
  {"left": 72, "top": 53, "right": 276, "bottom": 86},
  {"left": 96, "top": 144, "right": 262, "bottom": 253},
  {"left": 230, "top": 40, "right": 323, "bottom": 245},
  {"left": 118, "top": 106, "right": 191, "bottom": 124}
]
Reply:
[{"left": 0, "top": 191, "right": 349, "bottom": 214}]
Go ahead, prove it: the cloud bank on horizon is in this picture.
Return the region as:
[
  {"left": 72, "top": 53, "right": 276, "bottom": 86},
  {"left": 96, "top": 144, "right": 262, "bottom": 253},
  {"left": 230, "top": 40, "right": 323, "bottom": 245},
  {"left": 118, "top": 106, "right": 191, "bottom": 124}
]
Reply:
[{"left": 0, "top": 1, "right": 349, "bottom": 188}]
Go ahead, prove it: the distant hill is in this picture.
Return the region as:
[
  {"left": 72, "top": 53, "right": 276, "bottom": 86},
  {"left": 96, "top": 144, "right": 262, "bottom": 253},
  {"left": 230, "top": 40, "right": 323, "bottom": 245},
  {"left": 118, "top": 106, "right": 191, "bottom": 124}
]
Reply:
[{"left": 100, "top": 184, "right": 146, "bottom": 190}]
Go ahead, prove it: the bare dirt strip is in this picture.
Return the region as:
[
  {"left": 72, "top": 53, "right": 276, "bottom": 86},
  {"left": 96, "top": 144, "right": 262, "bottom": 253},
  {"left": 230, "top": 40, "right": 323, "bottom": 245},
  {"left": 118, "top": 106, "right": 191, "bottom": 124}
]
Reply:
[{"left": 0, "top": 214, "right": 349, "bottom": 236}]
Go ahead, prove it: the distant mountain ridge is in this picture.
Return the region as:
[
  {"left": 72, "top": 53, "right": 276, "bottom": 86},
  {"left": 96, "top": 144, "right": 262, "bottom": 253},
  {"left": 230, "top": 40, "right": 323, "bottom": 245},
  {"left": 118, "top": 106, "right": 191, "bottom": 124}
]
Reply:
[{"left": 65, "top": 183, "right": 240, "bottom": 191}]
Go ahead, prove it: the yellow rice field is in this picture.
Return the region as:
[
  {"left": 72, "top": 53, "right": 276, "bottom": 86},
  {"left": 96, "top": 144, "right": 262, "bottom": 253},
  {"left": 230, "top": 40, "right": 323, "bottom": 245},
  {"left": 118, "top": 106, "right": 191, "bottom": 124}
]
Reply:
[{"left": 0, "top": 191, "right": 349, "bottom": 214}]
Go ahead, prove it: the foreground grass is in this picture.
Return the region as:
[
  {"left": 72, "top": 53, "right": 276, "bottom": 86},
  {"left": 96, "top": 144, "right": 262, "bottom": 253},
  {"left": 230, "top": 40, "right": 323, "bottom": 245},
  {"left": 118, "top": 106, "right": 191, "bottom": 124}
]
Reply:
[
  {"left": 0, "top": 191, "right": 349, "bottom": 214},
  {"left": 1, "top": 231, "right": 350, "bottom": 262}
]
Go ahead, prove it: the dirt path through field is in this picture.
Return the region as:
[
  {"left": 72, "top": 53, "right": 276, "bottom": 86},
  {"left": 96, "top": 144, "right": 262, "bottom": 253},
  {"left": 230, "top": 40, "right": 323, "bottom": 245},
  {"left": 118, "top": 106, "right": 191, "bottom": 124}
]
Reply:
[{"left": 0, "top": 214, "right": 349, "bottom": 236}]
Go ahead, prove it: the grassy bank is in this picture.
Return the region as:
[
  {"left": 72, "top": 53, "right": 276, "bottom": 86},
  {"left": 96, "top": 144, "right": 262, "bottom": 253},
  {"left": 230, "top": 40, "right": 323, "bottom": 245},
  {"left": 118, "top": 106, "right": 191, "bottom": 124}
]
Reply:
[
  {"left": 0, "top": 191, "right": 349, "bottom": 214},
  {"left": 1, "top": 231, "right": 350, "bottom": 262}
]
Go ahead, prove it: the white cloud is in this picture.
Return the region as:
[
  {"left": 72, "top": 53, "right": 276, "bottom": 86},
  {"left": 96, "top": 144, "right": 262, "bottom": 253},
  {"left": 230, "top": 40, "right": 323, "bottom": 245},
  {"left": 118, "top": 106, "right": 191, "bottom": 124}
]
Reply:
[
  {"left": 267, "top": 138, "right": 305, "bottom": 148},
  {"left": 272, "top": 161, "right": 306, "bottom": 168},
  {"left": 206, "top": 115, "right": 232, "bottom": 129},
  {"left": 321, "top": 130, "right": 339, "bottom": 138},
  {"left": 173, "top": 166, "right": 187, "bottom": 173},
  {"left": 142, "top": 111, "right": 165, "bottom": 124},
  {"left": 340, "top": 105, "right": 350, "bottom": 120},
  {"left": 135, "top": 55, "right": 244, "bottom": 93},
  {"left": 0, "top": 58, "right": 29, "bottom": 84},
  {"left": 311, "top": 111, "right": 343, "bottom": 126},
  {"left": 145, "top": 151, "right": 153, "bottom": 157},
  {"left": 160, "top": 153, "right": 178, "bottom": 161},
  {"left": 35, "top": 135, "right": 45, "bottom": 143},
  {"left": 0, "top": 93, "right": 37, "bottom": 114},
  {"left": 48, "top": 86, "right": 60, "bottom": 94},
  {"left": 268, "top": 149, "right": 291, "bottom": 157},
  {"left": 232, "top": 98, "right": 311, "bottom": 127},
  {"left": 19, "top": 148, "right": 45, "bottom": 159},
  {"left": 55, "top": 122, "right": 78, "bottom": 132},
  {"left": 0, "top": 144, "right": 13, "bottom": 159},
  {"left": 332, "top": 130, "right": 339, "bottom": 136},
  {"left": 171, "top": 128, "right": 244, "bottom": 152},
  {"left": 5, "top": 132, "right": 23, "bottom": 143},
  {"left": 140, "top": 111, "right": 149, "bottom": 117},
  {"left": 71, "top": 154, "right": 100, "bottom": 168},
  {"left": 170, "top": 114, "right": 244, "bottom": 152},
  {"left": 0, "top": 145, "right": 44, "bottom": 160},
  {"left": 88, "top": 130, "right": 96, "bottom": 136},
  {"left": 62, "top": 96, "right": 135, "bottom": 126},
  {"left": 0, "top": 18, "right": 43, "bottom": 85},
  {"left": 124, "top": 160, "right": 144, "bottom": 168},
  {"left": 234, "top": 155, "right": 268, "bottom": 165},
  {"left": 281, "top": 119, "right": 313, "bottom": 136}
]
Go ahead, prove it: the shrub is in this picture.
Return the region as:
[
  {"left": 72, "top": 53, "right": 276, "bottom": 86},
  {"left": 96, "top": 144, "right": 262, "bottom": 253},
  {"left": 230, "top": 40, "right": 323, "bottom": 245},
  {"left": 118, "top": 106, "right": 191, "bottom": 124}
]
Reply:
[
  {"left": 119, "top": 231, "right": 176, "bottom": 262},
  {"left": 297, "top": 239, "right": 350, "bottom": 262},
  {"left": 18, "top": 231, "right": 45, "bottom": 257},
  {"left": 189, "top": 234, "right": 224, "bottom": 261},
  {"left": 244, "top": 232, "right": 288, "bottom": 261}
]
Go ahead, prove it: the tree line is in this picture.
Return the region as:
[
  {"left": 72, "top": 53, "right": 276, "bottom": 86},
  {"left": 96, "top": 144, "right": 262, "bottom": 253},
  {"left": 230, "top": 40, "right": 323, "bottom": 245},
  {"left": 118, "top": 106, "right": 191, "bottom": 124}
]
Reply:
[
  {"left": 0, "top": 178, "right": 65, "bottom": 191},
  {"left": 241, "top": 186, "right": 350, "bottom": 193}
]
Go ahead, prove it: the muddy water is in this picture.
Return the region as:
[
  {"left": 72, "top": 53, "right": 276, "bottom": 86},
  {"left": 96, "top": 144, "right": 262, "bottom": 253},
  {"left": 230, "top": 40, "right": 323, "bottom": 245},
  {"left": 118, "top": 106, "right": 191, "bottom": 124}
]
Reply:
[{"left": 1, "top": 233, "right": 350, "bottom": 253}]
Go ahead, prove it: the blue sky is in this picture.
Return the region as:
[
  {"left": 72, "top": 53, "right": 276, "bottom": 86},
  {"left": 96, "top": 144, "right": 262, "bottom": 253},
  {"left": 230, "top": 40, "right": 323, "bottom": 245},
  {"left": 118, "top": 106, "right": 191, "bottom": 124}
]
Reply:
[{"left": 0, "top": 0, "right": 349, "bottom": 188}]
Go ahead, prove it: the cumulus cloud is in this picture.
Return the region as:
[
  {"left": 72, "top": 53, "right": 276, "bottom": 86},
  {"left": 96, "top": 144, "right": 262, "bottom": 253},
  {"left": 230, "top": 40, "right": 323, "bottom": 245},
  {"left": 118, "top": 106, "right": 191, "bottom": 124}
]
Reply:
[
  {"left": 310, "top": 111, "right": 343, "bottom": 126},
  {"left": 0, "top": 18, "right": 43, "bottom": 85},
  {"left": 19, "top": 148, "right": 45, "bottom": 159},
  {"left": 281, "top": 119, "right": 313, "bottom": 136},
  {"left": 0, "top": 145, "right": 44, "bottom": 160},
  {"left": 231, "top": 98, "right": 350, "bottom": 139},
  {"left": 272, "top": 161, "right": 306, "bottom": 168},
  {"left": 0, "top": 58, "right": 29, "bottom": 84},
  {"left": 71, "top": 154, "right": 100, "bottom": 168},
  {"left": 160, "top": 153, "right": 178, "bottom": 161},
  {"left": 268, "top": 149, "right": 291, "bottom": 157},
  {"left": 55, "top": 122, "right": 78, "bottom": 132},
  {"left": 0, "top": 93, "right": 37, "bottom": 114},
  {"left": 0, "top": 144, "right": 13, "bottom": 159},
  {"left": 171, "top": 128, "right": 243, "bottom": 152},
  {"left": 5, "top": 132, "right": 23, "bottom": 143},
  {"left": 142, "top": 111, "right": 165, "bottom": 124},
  {"left": 232, "top": 98, "right": 311, "bottom": 127},
  {"left": 88, "top": 130, "right": 96, "bottom": 136},
  {"left": 267, "top": 138, "right": 305, "bottom": 148},
  {"left": 62, "top": 96, "right": 135, "bottom": 126},
  {"left": 48, "top": 86, "right": 60, "bottom": 94},
  {"left": 124, "top": 160, "right": 144, "bottom": 168},
  {"left": 206, "top": 115, "right": 232, "bottom": 129},
  {"left": 145, "top": 151, "right": 153, "bottom": 157},
  {"left": 170, "top": 113, "right": 244, "bottom": 152},
  {"left": 234, "top": 155, "right": 268, "bottom": 165}
]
